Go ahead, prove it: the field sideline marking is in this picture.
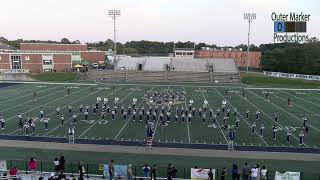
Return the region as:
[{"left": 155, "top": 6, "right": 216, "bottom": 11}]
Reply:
[
  {"left": 42, "top": 86, "right": 124, "bottom": 137},
  {"left": 277, "top": 90, "right": 320, "bottom": 108},
  {"left": 246, "top": 87, "right": 320, "bottom": 91},
  {"left": 305, "top": 91, "right": 320, "bottom": 101},
  {"left": 0, "top": 85, "right": 64, "bottom": 111},
  {"left": 232, "top": 88, "right": 310, "bottom": 148},
  {"left": 7, "top": 86, "right": 93, "bottom": 135},
  {"left": 247, "top": 89, "right": 320, "bottom": 133},
  {"left": 114, "top": 87, "right": 154, "bottom": 140},
  {"left": 182, "top": 87, "right": 191, "bottom": 143},
  {"left": 0, "top": 84, "right": 39, "bottom": 100},
  {"left": 0, "top": 85, "right": 53, "bottom": 105},
  {"left": 3, "top": 85, "right": 72, "bottom": 122},
  {"left": 0, "top": 81, "right": 98, "bottom": 86},
  {"left": 213, "top": 88, "right": 269, "bottom": 146},
  {"left": 199, "top": 88, "right": 228, "bottom": 144},
  {"left": 80, "top": 87, "right": 138, "bottom": 138}
]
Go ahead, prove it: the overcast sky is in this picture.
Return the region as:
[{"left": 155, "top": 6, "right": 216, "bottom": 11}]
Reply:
[{"left": 0, "top": 0, "right": 319, "bottom": 46}]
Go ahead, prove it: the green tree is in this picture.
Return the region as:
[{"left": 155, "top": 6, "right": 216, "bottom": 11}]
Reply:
[{"left": 61, "top": 38, "right": 71, "bottom": 44}]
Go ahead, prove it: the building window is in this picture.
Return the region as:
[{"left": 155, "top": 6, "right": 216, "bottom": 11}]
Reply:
[
  {"left": 176, "top": 52, "right": 182, "bottom": 55},
  {"left": 11, "top": 55, "right": 22, "bottom": 69},
  {"left": 187, "top": 52, "right": 193, "bottom": 55},
  {"left": 43, "top": 60, "right": 52, "bottom": 65}
]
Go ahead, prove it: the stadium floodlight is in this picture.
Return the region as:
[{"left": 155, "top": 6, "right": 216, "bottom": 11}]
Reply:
[
  {"left": 244, "top": 12, "right": 256, "bottom": 73},
  {"left": 108, "top": 10, "right": 121, "bottom": 62}
]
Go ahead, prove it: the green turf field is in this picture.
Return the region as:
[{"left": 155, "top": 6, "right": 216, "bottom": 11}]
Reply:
[
  {"left": 0, "top": 82, "right": 319, "bottom": 149},
  {"left": 241, "top": 72, "right": 320, "bottom": 88}
]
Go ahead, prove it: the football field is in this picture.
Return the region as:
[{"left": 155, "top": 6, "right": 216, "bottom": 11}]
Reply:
[{"left": 0, "top": 82, "right": 319, "bottom": 152}]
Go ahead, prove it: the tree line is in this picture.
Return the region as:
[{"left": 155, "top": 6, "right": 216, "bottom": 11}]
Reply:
[{"left": 1, "top": 37, "right": 319, "bottom": 75}]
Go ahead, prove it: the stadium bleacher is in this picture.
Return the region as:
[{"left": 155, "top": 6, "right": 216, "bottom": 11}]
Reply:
[{"left": 87, "top": 56, "right": 240, "bottom": 83}]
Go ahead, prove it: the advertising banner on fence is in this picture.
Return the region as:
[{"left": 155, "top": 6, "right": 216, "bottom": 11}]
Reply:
[
  {"left": 0, "top": 160, "right": 6, "bottom": 171},
  {"left": 0, "top": 69, "right": 30, "bottom": 74},
  {"left": 191, "top": 168, "right": 215, "bottom": 180},
  {"left": 263, "top": 71, "right": 320, "bottom": 81},
  {"left": 103, "top": 164, "right": 128, "bottom": 177},
  {"left": 274, "top": 171, "right": 300, "bottom": 180}
]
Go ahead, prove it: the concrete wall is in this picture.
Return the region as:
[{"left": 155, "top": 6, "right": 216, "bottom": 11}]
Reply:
[
  {"left": 0, "top": 74, "right": 35, "bottom": 81},
  {"left": 87, "top": 70, "right": 240, "bottom": 83}
]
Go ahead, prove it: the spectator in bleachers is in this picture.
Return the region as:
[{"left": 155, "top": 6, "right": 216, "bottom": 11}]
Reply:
[
  {"left": 108, "top": 160, "right": 115, "bottom": 180},
  {"left": 53, "top": 157, "right": 60, "bottom": 174},
  {"left": 231, "top": 164, "right": 239, "bottom": 180},
  {"left": 59, "top": 156, "right": 65, "bottom": 175},
  {"left": 127, "top": 164, "right": 133, "bottom": 180},
  {"left": 29, "top": 157, "right": 37, "bottom": 172},
  {"left": 242, "top": 162, "right": 250, "bottom": 180},
  {"left": 9, "top": 166, "right": 18, "bottom": 180},
  {"left": 151, "top": 164, "right": 157, "bottom": 180},
  {"left": 260, "top": 166, "right": 267, "bottom": 180},
  {"left": 142, "top": 164, "right": 150, "bottom": 178}
]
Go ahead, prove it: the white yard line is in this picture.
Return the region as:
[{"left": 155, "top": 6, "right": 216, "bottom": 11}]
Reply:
[
  {"left": 182, "top": 87, "right": 191, "bottom": 144},
  {"left": 247, "top": 89, "right": 320, "bottom": 133},
  {"left": 277, "top": 90, "right": 320, "bottom": 108},
  {"left": 114, "top": 87, "right": 154, "bottom": 140},
  {"left": 213, "top": 88, "right": 269, "bottom": 146},
  {"left": 199, "top": 88, "right": 229, "bottom": 144},
  {"left": 270, "top": 91, "right": 320, "bottom": 118},
  {"left": 0, "top": 81, "right": 98, "bottom": 86},
  {"left": 80, "top": 88, "right": 138, "bottom": 138},
  {"left": 42, "top": 87, "right": 124, "bottom": 137},
  {"left": 0, "top": 85, "right": 64, "bottom": 111},
  {"left": 305, "top": 91, "right": 320, "bottom": 101},
  {"left": 0, "top": 86, "right": 41, "bottom": 104},
  {"left": 233, "top": 88, "right": 310, "bottom": 148},
  {"left": 7, "top": 86, "right": 93, "bottom": 135},
  {"left": 0, "top": 85, "right": 37, "bottom": 99},
  {"left": 4, "top": 86, "right": 89, "bottom": 122}
]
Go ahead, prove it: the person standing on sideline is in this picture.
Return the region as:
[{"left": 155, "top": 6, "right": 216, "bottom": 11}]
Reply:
[
  {"left": 108, "top": 160, "right": 115, "bottom": 180},
  {"left": 58, "top": 156, "right": 65, "bottom": 175},
  {"left": 242, "top": 162, "right": 250, "bottom": 180},
  {"left": 208, "top": 168, "right": 214, "bottom": 180},
  {"left": 28, "top": 158, "right": 37, "bottom": 172},
  {"left": 127, "top": 164, "right": 133, "bottom": 180},
  {"left": 78, "top": 161, "right": 85, "bottom": 180},
  {"left": 221, "top": 167, "right": 227, "bottom": 180},
  {"left": 151, "top": 164, "right": 157, "bottom": 180},
  {"left": 231, "top": 164, "right": 239, "bottom": 180},
  {"left": 260, "top": 166, "right": 267, "bottom": 180},
  {"left": 142, "top": 164, "right": 150, "bottom": 178},
  {"left": 250, "top": 165, "right": 258, "bottom": 180},
  {"left": 53, "top": 158, "right": 59, "bottom": 174}
]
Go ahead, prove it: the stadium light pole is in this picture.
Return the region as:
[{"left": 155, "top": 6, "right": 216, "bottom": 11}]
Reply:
[
  {"left": 244, "top": 13, "right": 256, "bottom": 73},
  {"left": 108, "top": 9, "right": 121, "bottom": 63}
]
